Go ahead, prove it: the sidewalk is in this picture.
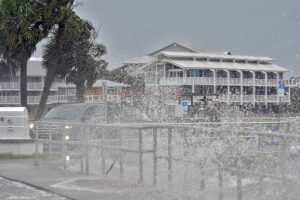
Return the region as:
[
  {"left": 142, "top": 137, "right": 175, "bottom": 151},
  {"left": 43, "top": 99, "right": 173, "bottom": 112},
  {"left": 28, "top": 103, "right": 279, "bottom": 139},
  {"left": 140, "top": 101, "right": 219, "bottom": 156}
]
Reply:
[{"left": 0, "top": 159, "right": 164, "bottom": 200}]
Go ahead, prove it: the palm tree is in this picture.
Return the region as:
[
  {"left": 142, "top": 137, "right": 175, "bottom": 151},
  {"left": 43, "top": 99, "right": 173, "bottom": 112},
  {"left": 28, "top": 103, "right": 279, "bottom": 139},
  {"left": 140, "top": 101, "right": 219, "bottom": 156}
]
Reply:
[
  {"left": 35, "top": 13, "right": 107, "bottom": 119},
  {"left": 0, "top": 0, "right": 75, "bottom": 107}
]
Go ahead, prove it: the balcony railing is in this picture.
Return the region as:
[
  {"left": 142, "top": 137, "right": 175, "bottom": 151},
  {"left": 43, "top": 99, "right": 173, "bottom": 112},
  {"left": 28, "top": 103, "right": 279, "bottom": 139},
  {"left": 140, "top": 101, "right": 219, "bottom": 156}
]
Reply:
[
  {"left": 218, "top": 95, "right": 289, "bottom": 103},
  {"left": 0, "top": 82, "right": 57, "bottom": 90},
  {"left": 158, "top": 77, "right": 285, "bottom": 87},
  {"left": 159, "top": 77, "right": 215, "bottom": 85},
  {"left": 0, "top": 95, "right": 58, "bottom": 104},
  {"left": 85, "top": 95, "right": 103, "bottom": 103},
  {"left": 243, "top": 79, "right": 254, "bottom": 85}
]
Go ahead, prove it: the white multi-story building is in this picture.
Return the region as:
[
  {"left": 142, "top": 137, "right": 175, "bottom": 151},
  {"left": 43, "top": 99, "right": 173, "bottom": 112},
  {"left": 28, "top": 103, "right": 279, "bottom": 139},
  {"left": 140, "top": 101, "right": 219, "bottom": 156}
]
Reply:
[
  {"left": 0, "top": 58, "right": 129, "bottom": 106},
  {"left": 124, "top": 42, "right": 296, "bottom": 106}
]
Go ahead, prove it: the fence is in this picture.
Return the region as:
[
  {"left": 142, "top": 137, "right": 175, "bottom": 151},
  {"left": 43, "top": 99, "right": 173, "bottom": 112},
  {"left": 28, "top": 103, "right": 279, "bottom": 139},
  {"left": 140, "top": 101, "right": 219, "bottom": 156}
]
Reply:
[{"left": 33, "top": 119, "right": 300, "bottom": 200}]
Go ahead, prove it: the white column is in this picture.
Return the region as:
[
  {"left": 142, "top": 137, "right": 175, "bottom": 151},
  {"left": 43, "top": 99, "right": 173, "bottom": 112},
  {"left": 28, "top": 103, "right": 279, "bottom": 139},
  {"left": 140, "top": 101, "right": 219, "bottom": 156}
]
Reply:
[
  {"left": 237, "top": 70, "right": 243, "bottom": 105},
  {"left": 250, "top": 71, "right": 255, "bottom": 106},
  {"left": 288, "top": 86, "right": 291, "bottom": 105},
  {"left": 275, "top": 72, "right": 279, "bottom": 105},
  {"left": 155, "top": 65, "right": 158, "bottom": 90},
  {"left": 262, "top": 71, "right": 268, "bottom": 107},
  {"left": 224, "top": 70, "right": 230, "bottom": 105},
  {"left": 210, "top": 69, "right": 217, "bottom": 94}
]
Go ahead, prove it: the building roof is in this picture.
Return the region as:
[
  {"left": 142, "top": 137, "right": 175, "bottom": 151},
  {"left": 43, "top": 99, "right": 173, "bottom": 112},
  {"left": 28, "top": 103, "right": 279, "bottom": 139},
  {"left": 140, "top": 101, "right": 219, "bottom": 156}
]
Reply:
[
  {"left": 158, "top": 51, "right": 273, "bottom": 62},
  {"left": 122, "top": 56, "right": 153, "bottom": 64},
  {"left": 148, "top": 42, "right": 198, "bottom": 56},
  {"left": 164, "top": 60, "right": 288, "bottom": 72}
]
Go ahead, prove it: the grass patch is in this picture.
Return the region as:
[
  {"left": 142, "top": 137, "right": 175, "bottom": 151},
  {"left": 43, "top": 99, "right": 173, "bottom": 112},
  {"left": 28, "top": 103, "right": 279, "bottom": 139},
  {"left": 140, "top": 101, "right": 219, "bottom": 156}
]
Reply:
[{"left": 0, "top": 153, "right": 44, "bottom": 160}]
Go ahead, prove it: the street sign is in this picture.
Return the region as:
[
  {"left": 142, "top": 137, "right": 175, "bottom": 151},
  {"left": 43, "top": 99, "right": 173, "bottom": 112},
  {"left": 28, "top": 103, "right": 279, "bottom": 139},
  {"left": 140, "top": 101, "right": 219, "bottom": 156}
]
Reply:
[
  {"left": 278, "top": 82, "right": 285, "bottom": 89},
  {"left": 181, "top": 101, "right": 188, "bottom": 107},
  {"left": 278, "top": 82, "right": 285, "bottom": 97}
]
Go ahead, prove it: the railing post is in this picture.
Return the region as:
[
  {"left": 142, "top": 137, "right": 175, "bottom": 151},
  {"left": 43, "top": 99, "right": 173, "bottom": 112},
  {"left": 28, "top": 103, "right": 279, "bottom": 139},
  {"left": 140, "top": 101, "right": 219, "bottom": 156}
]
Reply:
[
  {"left": 236, "top": 137, "right": 242, "bottom": 200},
  {"left": 80, "top": 126, "right": 84, "bottom": 173},
  {"left": 280, "top": 124, "right": 289, "bottom": 199},
  {"left": 49, "top": 124, "right": 52, "bottom": 163},
  {"left": 153, "top": 127, "right": 158, "bottom": 186},
  {"left": 63, "top": 126, "right": 67, "bottom": 170},
  {"left": 167, "top": 128, "right": 172, "bottom": 189},
  {"left": 183, "top": 130, "right": 189, "bottom": 191},
  {"left": 85, "top": 126, "right": 90, "bottom": 175},
  {"left": 34, "top": 124, "right": 39, "bottom": 166},
  {"left": 101, "top": 128, "right": 106, "bottom": 176},
  {"left": 257, "top": 135, "right": 265, "bottom": 199},
  {"left": 119, "top": 128, "right": 124, "bottom": 178},
  {"left": 138, "top": 128, "right": 143, "bottom": 183},
  {"left": 218, "top": 161, "right": 224, "bottom": 200}
]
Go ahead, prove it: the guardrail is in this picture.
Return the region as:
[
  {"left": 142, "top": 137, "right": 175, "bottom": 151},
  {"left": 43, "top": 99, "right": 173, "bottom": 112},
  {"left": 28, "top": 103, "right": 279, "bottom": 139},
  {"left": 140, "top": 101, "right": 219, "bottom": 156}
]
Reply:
[{"left": 32, "top": 119, "right": 300, "bottom": 200}]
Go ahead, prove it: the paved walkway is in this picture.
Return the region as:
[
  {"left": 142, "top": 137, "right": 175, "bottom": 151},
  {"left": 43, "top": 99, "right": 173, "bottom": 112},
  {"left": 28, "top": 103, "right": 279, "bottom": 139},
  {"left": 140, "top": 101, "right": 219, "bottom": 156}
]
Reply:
[{"left": 0, "top": 159, "right": 164, "bottom": 200}]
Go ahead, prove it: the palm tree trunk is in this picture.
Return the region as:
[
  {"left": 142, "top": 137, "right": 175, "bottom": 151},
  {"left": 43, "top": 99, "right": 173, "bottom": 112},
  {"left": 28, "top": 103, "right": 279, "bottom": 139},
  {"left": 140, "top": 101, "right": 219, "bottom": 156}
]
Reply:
[
  {"left": 35, "top": 23, "right": 66, "bottom": 120},
  {"left": 35, "top": 66, "right": 57, "bottom": 119},
  {"left": 76, "top": 82, "right": 85, "bottom": 103},
  {"left": 20, "top": 53, "right": 28, "bottom": 107}
]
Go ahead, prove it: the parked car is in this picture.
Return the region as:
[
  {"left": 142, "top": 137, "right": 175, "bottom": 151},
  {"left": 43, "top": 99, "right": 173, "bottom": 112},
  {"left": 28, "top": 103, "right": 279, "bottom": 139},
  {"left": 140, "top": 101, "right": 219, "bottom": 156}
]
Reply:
[
  {"left": 33, "top": 102, "right": 121, "bottom": 141},
  {"left": 33, "top": 103, "right": 121, "bottom": 159},
  {"left": 40, "top": 102, "right": 115, "bottom": 124}
]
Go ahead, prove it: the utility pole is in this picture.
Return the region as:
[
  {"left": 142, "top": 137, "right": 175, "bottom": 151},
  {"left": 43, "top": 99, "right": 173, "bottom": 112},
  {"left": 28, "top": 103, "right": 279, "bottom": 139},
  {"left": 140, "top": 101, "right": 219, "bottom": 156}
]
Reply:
[{"left": 102, "top": 81, "right": 107, "bottom": 102}]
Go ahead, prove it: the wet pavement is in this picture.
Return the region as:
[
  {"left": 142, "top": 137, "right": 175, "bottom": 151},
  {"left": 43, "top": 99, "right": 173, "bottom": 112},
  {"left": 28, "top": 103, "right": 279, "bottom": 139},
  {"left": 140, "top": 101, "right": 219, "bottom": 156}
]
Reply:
[
  {"left": 0, "top": 177, "right": 67, "bottom": 200},
  {"left": 0, "top": 159, "right": 162, "bottom": 200}
]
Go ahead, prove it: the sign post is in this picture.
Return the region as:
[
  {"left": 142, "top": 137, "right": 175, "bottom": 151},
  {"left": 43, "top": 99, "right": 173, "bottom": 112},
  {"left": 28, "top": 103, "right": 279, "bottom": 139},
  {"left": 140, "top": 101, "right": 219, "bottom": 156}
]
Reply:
[
  {"left": 278, "top": 82, "right": 285, "bottom": 97},
  {"left": 278, "top": 81, "right": 286, "bottom": 114}
]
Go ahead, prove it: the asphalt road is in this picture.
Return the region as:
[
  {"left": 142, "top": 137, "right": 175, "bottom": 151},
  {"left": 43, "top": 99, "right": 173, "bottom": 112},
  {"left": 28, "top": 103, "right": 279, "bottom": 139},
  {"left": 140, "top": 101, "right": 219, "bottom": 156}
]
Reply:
[{"left": 0, "top": 177, "right": 67, "bottom": 200}]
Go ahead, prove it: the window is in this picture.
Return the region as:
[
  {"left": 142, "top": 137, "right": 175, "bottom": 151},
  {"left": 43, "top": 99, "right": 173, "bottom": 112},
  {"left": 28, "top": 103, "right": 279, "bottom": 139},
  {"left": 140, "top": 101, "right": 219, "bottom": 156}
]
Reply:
[
  {"left": 209, "top": 58, "right": 220, "bottom": 62},
  {"left": 203, "top": 70, "right": 212, "bottom": 77},
  {"left": 58, "top": 88, "right": 67, "bottom": 95},
  {"left": 223, "top": 59, "right": 234, "bottom": 63},
  {"left": 187, "top": 69, "right": 203, "bottom": 77},
  {"left": 169, "top": 70, "right": 183, "bottom": 77},
  {"left": 248, "top": 60, "right": 258, "bottom": 64},
  {"left": 235, "top": 60, "right": 246, "bottom": 63},
  {"left": 68, "top": 89, "right": 76, "bottom": 96}
]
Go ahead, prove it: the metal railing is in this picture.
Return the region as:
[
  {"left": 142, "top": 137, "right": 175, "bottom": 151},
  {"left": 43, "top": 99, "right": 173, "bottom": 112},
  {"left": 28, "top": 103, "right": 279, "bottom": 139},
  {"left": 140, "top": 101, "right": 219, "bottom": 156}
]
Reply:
[
  {"left": 84, "top": 95, "right": 103, "bottom": 103},
  {"left": 33, "top": 119, "right": 300, "bottom": 200},
  {"left": 158, "top": 77, "right": 292, "bottom": 87}
]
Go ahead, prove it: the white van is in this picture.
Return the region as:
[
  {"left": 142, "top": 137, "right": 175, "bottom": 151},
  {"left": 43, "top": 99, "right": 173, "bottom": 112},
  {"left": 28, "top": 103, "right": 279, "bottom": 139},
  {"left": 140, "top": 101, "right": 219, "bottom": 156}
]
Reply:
[{"left": 0, "top": 107, "right": 30, "bottom": 140}]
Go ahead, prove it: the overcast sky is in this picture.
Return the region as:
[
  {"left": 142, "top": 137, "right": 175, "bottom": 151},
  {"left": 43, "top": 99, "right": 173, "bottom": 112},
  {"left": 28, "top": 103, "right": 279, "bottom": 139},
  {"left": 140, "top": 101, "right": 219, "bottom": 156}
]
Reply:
[{"left": 35, "top": 0, "right": 300, "bottom": 76}]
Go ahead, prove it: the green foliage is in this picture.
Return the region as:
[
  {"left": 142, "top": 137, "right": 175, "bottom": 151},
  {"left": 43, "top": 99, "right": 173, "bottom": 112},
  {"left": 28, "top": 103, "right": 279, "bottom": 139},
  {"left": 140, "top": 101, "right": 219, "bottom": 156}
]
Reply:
[
  {"left": 43, "top": 12, "right": 107, "bottom": 102},
  {"left": 0, "top": 153, "right": 44, "bottom": 160},
  {"left": 105, "top": 68, "right": 145, "bottom": 91},
  {"left": 0, "top": 0, "right": 75, "bottom": 106},
  {"left": 289, "top": 87, "right": 300, "bottom": 112},
  {"left": 0, "top": 0, "right": 75, "bottom": 60}
]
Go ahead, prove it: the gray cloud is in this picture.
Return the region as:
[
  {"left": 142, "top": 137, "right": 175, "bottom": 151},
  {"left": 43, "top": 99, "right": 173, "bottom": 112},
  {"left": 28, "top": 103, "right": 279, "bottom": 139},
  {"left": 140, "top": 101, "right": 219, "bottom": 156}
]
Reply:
[{"left": 36, "top": 0, "right": 300, "bottom": 75}]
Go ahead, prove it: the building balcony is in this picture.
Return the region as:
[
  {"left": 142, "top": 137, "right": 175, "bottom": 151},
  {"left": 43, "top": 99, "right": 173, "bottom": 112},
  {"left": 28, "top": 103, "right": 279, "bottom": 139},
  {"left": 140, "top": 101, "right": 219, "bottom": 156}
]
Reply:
[
  {"left": 158, "top": 77, "right": 285, "bottom": 87},
  {"left": 218, "top": 95, "right": 289, "bottom": 103},
  {"left": 0, "top": 82, "right": 57, "bottom": 90},
  {"left": 0, "top": 95, "right": 58, "bottom": 105},
  {"left": 85, "top": 95, "right": 103, "bottom": 103},
  {"left": 159, "top": 77, "right": 215, "bottom": 85},
  {"left": 85, "top": 94, "right": 121, "bottom": 103}
]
